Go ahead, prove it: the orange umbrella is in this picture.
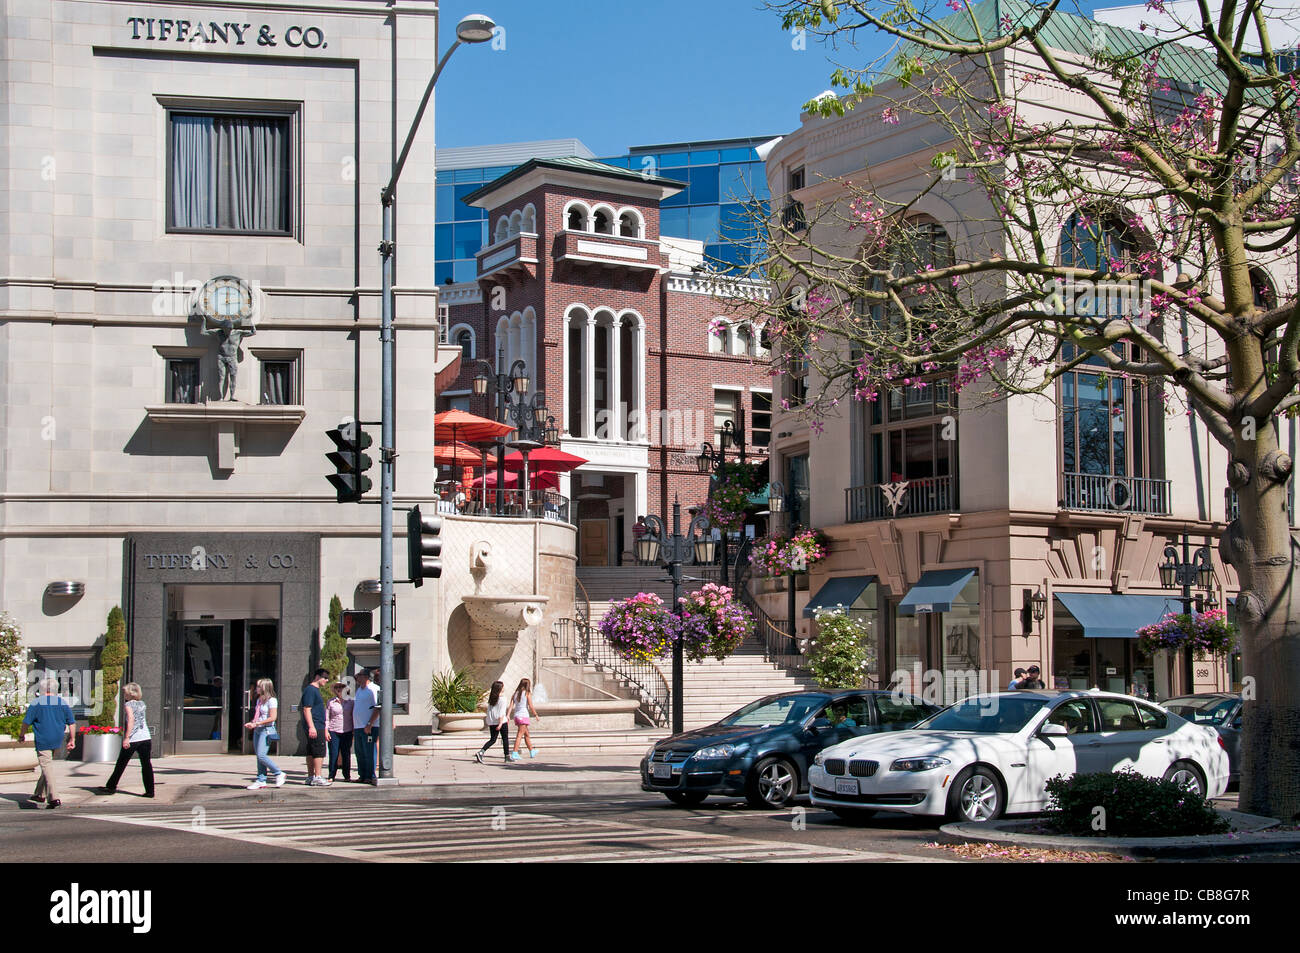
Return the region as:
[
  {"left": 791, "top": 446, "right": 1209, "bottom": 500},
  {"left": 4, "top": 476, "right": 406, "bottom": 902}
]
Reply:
[
  {"left": 434, "top": 409, "right": 514, "bottom": 446},
  {"left": 434, "top": 441, "right": 496, "bottom": 468}
]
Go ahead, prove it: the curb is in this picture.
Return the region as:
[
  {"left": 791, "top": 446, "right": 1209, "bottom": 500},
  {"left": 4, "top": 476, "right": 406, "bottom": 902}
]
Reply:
[{"left": 939, "top": 810, "right": 1299, "bottom": 857}]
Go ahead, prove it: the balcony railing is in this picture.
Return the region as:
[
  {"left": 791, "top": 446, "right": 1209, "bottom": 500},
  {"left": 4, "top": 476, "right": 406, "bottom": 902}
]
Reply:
[
  {"left": 434, "top": 488, "right": 570, "bottom": 524},
  {"left": 1061, "top": 472, "right": 1171, "bottom": 515},
  {"left": 846, "top": 475, "right": 957, "bottom": 523},
  {"left": 781, "top": 199, "right": 807, "bottom": 232},
  {"left": 1226, "top": 485, "right": 1295, "bottom": 523}
]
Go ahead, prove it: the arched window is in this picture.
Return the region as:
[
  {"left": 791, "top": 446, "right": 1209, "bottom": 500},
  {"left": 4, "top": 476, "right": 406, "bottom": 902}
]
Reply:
[
  {"left": 521, "top": 204, "right": 536, "bottom": 233},
  {"left": 618, "top": 210, "right": 641, "bottom": 238},
  {"left": 592, "top": 206, "right": 615, "bottom": 235},
  {"left": 734, "top": 324, "right": 754, "bottom": 356},
  {"left": 508, "top": 210, "right": 522, "bottom": 237},
  {"left": 565, "top": 202, "right": 589, "bottom": 231},
  {"left": 456, "top": 328, "right": 474, "bottom": 358},
  {"left": 494, "top": 217, "right": 509, "bottom": 242}
]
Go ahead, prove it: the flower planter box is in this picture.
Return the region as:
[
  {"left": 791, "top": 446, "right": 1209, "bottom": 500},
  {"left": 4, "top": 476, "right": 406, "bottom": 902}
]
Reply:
[
  {"left": 80, "top": 733, "right": 122, "bottom": 763},
  {"left": 0, "top": 737, "right": 38, "bottom": 774}
]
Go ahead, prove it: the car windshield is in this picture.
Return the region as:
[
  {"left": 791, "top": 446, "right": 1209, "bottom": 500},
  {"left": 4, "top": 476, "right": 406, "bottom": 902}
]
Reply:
[
  {"left": 915, "top": 696, "right": 1049, "bottom": 733},
  {"left": 722, "top": 694, "right": 827, "bottom": 727},
  {"left": 1163, "top": 697, "right": 1238, "bottom": 726}
]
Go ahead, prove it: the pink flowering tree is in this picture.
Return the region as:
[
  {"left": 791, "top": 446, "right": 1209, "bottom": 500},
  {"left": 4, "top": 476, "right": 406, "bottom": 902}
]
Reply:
[{"left": 739, "top": 0, "right": 1300, "bottom": 819}]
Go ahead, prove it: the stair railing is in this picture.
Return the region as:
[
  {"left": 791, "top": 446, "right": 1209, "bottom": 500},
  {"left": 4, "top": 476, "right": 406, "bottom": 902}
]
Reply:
[
  {"left": 551, "top": 616, "right": 670, "bottom": 728},
  {"left": 733, "top": 537, "right": 807, "bottom": 669}
]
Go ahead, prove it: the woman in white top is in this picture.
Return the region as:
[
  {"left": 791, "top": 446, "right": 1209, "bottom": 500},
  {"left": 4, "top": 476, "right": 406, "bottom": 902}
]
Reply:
[
  {"left": 244, "top": 678, "right": 286, "bottom": 789},
  {"left": 508, "top": 678, "right": 540, "bottom": 761},
  {"left": 99, "top": 682, "right": 154, "bottom": 798},
  {"left": 474, "top": 681, "right": 510, "bottom": 764}
]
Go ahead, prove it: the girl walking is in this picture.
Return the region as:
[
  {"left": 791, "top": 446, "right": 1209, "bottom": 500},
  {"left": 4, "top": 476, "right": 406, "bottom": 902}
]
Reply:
[
  {"left": 99, "top": 683, "right": 154, "bottom": 798},
  {"left": 244, "top": 678, "right": 286, "bottom": 789},
  {"left": 474, "top": 681, "right": 509, "bottom": 764},
  {"left": 508, "top": 678, "right": 539, "bottom": 761}
]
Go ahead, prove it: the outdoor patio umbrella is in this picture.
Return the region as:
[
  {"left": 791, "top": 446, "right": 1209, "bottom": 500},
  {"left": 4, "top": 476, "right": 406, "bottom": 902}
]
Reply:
[
  {"left": 434, "top": 441, "right": 496, "bottom": 468},
  {"left": 433, "top": 409, "right": 514, "bottom": 445},
  {"left": 501, "top": 446, "right": 588, "bottom": 473},
  {"left": 471, "top": 469, "right": 559, "bottom": 490}
]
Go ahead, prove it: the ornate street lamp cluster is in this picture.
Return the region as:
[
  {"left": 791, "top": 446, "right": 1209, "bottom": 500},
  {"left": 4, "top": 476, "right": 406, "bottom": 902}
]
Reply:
[
  {"left": 1159, "top": 538, "right": 1219, "bottom": 612},
  {"left": 634, "top": 500, "right": 716, "bottom": 733},
  {"left": 694, "top": 408, "right": 750, "bottom": 583},
  {"left": 470, "top": 349, "right": 558, "bottom": 515}
]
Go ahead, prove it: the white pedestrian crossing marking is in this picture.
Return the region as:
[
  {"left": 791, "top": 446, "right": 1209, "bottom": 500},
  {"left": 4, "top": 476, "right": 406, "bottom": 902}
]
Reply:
[{"left": 87, "top": 802, "right": 948, "bottom": 863}]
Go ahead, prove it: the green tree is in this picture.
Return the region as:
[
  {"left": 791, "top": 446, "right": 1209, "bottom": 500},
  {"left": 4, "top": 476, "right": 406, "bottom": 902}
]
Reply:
[
  {"left": 90, "top": 607, "right": 128, "bottom": 727},
  {"left": 0, "top": 612, "right": 26, "bottom": 718},
  {"left": 320, "top": 595, "right": 349, "bottom": 685},
  {"left": 746, "top": 0, "right": 1300, "bottom": 818}
]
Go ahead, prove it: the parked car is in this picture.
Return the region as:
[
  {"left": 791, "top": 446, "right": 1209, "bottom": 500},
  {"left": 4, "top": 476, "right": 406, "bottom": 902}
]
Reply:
[
  {"left": 1161, "top": 693, "right": 1243, "bottom": 785},
  {"left": 641, "top": 690, "right": 940, "bottom": 809},
  {"left": 808, "top": 690, "right": 1230, "bottom": 823}
]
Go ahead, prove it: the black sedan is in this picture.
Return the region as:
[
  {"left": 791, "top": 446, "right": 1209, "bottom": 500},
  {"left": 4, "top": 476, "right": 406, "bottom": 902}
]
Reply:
[
  {"left": 641, "top": 690, "right": 940, "bottom": 809},
  {"left": 1161, "top": 693, "right": 1243, "bottom": 785}
]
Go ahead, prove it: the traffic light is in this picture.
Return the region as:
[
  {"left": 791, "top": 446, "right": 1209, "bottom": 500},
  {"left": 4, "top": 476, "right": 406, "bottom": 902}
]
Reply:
[
  {"left": 341, "top": 609, "right": 374, "bottom": 639},
  {"left": 407, "top": 504, "right": 443, "bottom": 586},
  {"left": 326, "top": 420, "right": 373, "bottom": 503}
]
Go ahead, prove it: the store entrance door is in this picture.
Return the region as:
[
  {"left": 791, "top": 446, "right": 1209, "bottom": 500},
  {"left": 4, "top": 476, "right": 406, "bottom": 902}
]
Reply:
[{"left": 164, "top": 619, "right": 279, "bottom": 756}]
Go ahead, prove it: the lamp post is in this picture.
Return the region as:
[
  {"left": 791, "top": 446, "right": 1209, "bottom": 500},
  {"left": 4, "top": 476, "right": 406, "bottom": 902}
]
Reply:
[
  {"left": 376, "top": 13, "right": 495, "bottom": 782},
  {"left": 1158, "top": 535, "right": 1216, "bottom": 694},
  {"left": 696, "top": 407, "right": 749, "bottom": 584},
  {"left": 765, "top": 480, "right": 799, "bottom": 644},
  {"left": 635, "top": 499, "right": 714, "bottom": 733},
  {"left": 471, "top": 349, "right": 556, "bottom": 514}
]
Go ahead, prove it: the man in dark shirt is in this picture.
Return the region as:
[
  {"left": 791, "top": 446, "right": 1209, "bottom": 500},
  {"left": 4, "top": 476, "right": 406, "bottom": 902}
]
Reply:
[
  {"left": 20, "top": 680, "right": 77, "bottom": 808},
  {"left": 301, "top": 668, "right": 330, "bottom": 786}
]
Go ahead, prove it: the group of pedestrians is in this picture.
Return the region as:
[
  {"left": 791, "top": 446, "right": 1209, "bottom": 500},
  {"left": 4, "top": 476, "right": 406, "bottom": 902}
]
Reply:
[
  {"left": 474, "top": 678, "right": 540, "bottom": 763},
  {"left": 250, "top": 667, "right": 382, "bottom": 788}
]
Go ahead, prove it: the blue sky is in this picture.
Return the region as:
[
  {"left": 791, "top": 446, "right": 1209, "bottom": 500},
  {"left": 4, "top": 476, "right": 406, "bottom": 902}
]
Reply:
[{"left": 433, "top": 0, "right": 1109, "bottom": 156}]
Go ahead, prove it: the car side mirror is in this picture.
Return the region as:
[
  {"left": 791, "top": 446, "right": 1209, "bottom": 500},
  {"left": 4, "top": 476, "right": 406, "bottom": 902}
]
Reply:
[
  {"left": 1039, "top": 723, "right": 1068, "bottom": 737},
  {"left": 810, "top": 717, "right": 831, "bottom": 731},
  {"left": 1232, "top": 717, "right": 1243, "bottom": 730}
]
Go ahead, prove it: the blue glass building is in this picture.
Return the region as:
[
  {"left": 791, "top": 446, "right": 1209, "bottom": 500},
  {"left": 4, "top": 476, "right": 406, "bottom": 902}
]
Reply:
[{"left": 434, "top": 135, "right": 775, "bottom": 284}]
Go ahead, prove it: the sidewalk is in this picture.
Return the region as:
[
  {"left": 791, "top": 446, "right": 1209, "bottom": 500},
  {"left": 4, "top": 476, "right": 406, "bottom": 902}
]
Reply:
[{"left": 0, "top": 749, "right": 645, "bottom": 811}]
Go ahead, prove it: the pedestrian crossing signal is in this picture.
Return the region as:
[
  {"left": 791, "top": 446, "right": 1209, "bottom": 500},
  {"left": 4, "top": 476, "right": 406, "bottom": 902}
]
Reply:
[{"left": 341, "top": 610, "right": 374, "bottom": 639}]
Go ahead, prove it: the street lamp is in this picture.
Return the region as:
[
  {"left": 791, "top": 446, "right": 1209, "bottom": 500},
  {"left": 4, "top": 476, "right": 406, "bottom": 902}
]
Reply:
[
  {"left": 472, "top": 348, "right": 556, "bottom": 514},
  {"left": 1159, "top": 537, "right": 1215, "bottom": 615},
  {"left": 696, "top": 408, "right": 750, "bottom": 584},
  {"left": 636, "top": 499, "right": 713, "bottom": 733},
  {"left": 375, "top": 12, "right": 495, "bottom": 782}
]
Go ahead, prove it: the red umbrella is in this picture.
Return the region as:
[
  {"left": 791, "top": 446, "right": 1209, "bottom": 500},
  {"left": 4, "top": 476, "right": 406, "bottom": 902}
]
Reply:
[
  {"left": 472, "top": 470, "right": 559, "bottom": 490},
  {"left": 502, "top": 446, "right": 588, "bottom": 473}
]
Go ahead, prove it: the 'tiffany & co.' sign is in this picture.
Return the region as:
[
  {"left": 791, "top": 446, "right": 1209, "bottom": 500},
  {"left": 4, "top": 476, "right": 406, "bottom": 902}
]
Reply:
[{"left": 124, "top": 16, "right": 329, "bottom": 49}]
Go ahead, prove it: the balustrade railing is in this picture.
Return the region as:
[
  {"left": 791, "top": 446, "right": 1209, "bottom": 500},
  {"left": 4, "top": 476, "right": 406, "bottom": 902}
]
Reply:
[
  {"left": 1061, "top": 472, "right": 1171, "bottom": 515},
  {"left": 1226, "top": 485, "right": 1295, "bottom": 523},
  {"left": 434, "top": 487, "right": 570, "bottom": 523},
  {"left": 551, "top": 616, "right": 669, "bottom": 727},
  {"left": 733, "top": 538, "right": 805, "bottom": 666},
  {"left": 845, "top": 475, "right": 956, "bottom": 523}
]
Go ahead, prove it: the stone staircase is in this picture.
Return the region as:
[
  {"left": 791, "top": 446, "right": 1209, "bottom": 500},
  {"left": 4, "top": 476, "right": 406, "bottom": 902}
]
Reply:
[
  {"left": 652, "top": 642, "right": 820, "bottom": 729},
  {"left": 397, "top": 727, "right": 667, "bottom": 758}
]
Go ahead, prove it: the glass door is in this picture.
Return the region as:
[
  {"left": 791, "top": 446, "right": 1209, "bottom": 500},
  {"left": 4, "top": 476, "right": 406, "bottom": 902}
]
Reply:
[{"left": 167, "top": 622, "right": 228, "bottom": 754}]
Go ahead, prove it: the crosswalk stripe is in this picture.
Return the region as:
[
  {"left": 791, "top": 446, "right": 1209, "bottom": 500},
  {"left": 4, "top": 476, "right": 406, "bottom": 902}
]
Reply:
[{"left": 88, "top": 802, "right": 948, "bottom": 863}]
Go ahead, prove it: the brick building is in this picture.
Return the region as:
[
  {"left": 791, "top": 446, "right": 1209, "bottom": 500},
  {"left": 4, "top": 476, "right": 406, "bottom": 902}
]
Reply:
[{"left": 438, "top": 157, "right": 771, "bottom": 565}]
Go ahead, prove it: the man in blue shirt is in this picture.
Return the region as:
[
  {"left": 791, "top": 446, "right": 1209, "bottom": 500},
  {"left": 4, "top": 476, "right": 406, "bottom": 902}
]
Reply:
[
  {"left": 19, "top": 679, "right": 77, "bottom": 809},
  {"left": 352, "top": 670, "right": 379, "bottom": 784},
  {"left": 301, "top": 668, "right": 330, "bottom": 786}
]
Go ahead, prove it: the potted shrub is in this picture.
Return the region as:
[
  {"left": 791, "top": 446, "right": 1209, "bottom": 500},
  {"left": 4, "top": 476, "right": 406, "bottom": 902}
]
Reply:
[
  {"left": 83, "top": 607, "right": 128, "bottom": 762},
  {"left": 430, "top": 668, "right": 484, "bottom": 732}
]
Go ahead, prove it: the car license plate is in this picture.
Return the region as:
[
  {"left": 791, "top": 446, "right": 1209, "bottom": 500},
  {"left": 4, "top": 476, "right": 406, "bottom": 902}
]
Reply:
[
  {"left": 653, "top": 762, "right": 672, "bottom": 779},
  {"left": 835, "top": 778, "right": 859, "bottom": 796}
]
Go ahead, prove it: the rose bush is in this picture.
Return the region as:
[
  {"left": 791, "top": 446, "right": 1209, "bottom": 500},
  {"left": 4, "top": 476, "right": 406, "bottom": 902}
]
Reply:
[{"left": 803, "top": 609, "right": 875, "bottom": 689}]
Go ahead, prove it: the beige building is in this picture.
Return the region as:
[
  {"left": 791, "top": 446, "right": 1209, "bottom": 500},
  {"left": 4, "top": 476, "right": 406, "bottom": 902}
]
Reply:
[
  {"left": 0, "top": 0, "right": 496, "bottom": 753},
  {"left": 762, "top": 8, "right": 1290, "bottom": 702}
]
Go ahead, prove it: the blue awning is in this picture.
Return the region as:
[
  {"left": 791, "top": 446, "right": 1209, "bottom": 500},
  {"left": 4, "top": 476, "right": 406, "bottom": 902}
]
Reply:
[
  {"left": 897, "top": 569, "right": 976, "bottom": 616},
  {"left": 1054, "top": 592, "right": 1180, "bottom": 639},
  {"left": 804, "top": 575, "right": 876, "bottom": 618}
]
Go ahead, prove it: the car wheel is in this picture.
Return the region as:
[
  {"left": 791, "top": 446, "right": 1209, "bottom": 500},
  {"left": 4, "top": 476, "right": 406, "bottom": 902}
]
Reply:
[
  {"left": 831, "top": 807, "right": 876, "bottom": 824},
  {"left": 1163, "top": 760, "right": 1207, "bottom": 797},
  {"left": 665, "top": 791, "right": 707, "bottom": 807},
  {"left": 947, "top": 765, "right": 1004, "bottom": 823},
  {"left": 746, "top": 757, "right": 798, "bottom": 809}
]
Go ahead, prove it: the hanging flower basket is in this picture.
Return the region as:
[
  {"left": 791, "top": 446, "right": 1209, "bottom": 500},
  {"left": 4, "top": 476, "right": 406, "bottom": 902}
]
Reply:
[
  {"left": 677, "top": 584, "right": 754, "bottom": 662},
  {"left": 1136, "top": 609, "right": 1236, "bottom": 660},
  {"left": 704, "top": 461, "right": 767, "bottom": 533},
  {"left": 749, "top": 530, "right": 829, "bottom": 577},
  {"left": 598, "top": 593, "right": 676, "bottom": 663}
]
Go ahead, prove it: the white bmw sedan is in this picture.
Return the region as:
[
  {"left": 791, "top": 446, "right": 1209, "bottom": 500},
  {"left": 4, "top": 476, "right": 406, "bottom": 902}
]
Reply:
[{"left": 808, "top": 690, "right": 1229, "bottom": 823}]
